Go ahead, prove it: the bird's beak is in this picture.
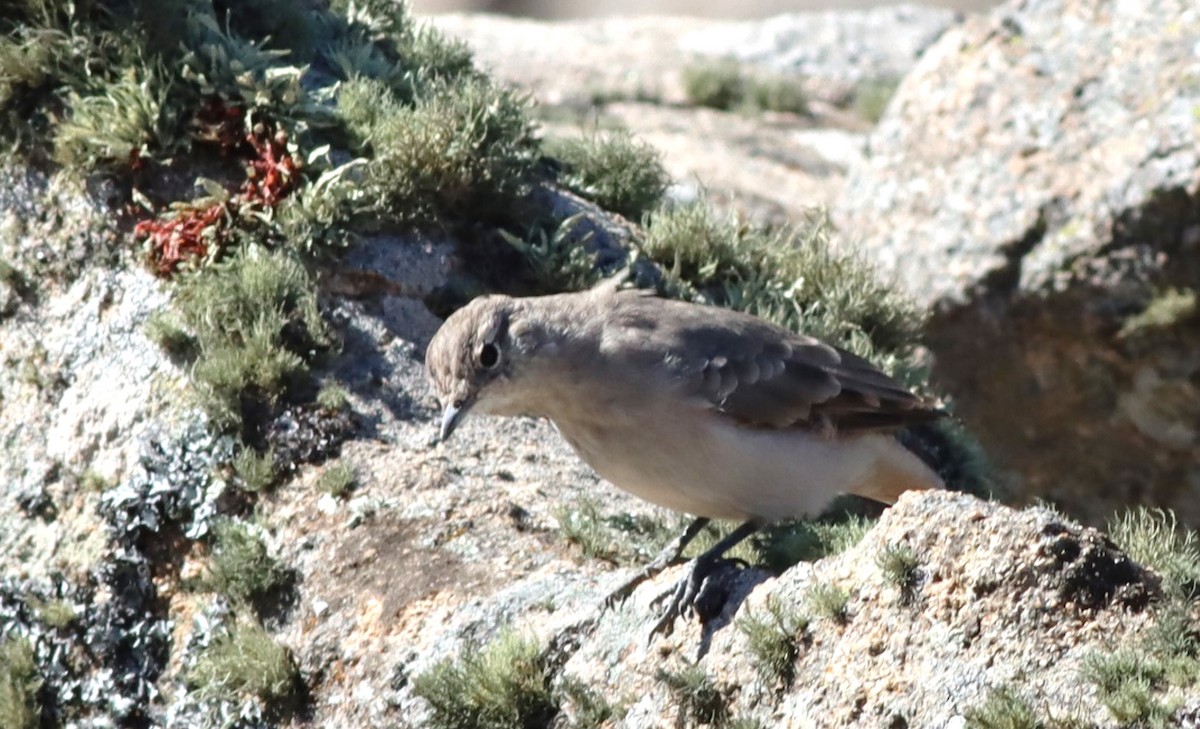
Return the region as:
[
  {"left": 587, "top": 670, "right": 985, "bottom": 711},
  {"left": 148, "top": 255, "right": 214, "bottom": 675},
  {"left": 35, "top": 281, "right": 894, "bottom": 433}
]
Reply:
[{"left": 438, "top": 399, "right": 473, "bottom": 443}]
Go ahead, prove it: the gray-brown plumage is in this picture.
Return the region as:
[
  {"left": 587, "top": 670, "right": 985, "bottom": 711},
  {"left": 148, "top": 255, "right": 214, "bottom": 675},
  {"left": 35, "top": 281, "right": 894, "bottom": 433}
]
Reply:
[{"left": 426, "top": 280, "right": 945, "bottom": 632}]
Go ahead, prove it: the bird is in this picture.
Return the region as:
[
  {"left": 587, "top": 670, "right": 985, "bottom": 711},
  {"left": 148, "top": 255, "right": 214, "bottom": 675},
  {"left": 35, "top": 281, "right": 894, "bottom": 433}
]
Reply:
[{"left": 425, "top": 277, "right": 945, "bottom": 634}]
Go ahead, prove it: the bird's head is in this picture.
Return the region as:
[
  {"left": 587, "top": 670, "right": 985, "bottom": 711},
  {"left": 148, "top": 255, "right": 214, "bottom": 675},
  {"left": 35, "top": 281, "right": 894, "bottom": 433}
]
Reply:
[{"left": 425, "top": 294, "right": 538, "bottom": 442}]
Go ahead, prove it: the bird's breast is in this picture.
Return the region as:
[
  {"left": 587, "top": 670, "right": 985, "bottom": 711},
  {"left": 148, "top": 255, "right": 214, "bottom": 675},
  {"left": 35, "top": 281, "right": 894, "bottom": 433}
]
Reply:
[{"left": 549, "top": 401, "right": 879, "bottom": 522}]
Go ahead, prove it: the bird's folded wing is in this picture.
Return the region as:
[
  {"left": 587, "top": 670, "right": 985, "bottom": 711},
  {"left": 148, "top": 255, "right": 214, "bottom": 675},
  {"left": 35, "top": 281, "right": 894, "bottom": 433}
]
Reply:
[{"left": 614, "top": 295, "right": 943, "bottom": 432}]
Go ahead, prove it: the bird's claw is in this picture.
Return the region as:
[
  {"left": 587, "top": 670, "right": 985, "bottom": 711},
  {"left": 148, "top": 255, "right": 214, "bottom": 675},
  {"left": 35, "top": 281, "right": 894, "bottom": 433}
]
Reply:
[{"left": 648, "top": 557, "right": 743, "bottom": 639}]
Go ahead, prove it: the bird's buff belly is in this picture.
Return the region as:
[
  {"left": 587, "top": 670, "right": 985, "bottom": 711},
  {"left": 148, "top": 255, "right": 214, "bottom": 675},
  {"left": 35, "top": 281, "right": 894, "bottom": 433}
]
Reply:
[{"left": 552, "top": 412, "right": 875, "bottom": 522}]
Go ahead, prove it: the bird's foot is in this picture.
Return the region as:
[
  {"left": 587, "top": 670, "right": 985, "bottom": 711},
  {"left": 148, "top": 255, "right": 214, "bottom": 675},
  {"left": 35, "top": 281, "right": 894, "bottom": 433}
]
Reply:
[
  {"left": 603, "top": 517, "right": 712, "bottom": 611},
  {"left": 603, "top": 552, "right": 673, "bottom": 610},
  {"left": 649, "top": 557, "right": 746, "bottom": 638}
]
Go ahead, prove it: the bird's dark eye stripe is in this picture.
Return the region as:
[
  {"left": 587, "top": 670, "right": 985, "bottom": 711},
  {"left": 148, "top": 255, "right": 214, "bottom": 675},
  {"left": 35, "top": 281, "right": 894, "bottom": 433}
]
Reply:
[{"left": 479, "top": 342, "right": 500, "bottom": 369}]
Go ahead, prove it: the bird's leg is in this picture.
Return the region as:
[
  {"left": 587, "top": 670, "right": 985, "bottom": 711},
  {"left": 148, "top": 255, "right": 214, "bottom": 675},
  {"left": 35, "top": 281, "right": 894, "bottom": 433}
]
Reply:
[
  {"left": 603, "top": 517, "right": 711, "bottom": 609},
  {"left": 650, "top": 520, "right": 761, "bottom": 637}
]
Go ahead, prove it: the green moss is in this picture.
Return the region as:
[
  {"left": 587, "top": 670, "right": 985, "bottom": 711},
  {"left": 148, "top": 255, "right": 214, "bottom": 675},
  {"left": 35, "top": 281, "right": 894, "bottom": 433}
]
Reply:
[
  {"left": 555, "top": 678, "right": 627, "bottom": 729},
  {"left": 316, "top": 460, "right": 356, "bottom": 498},
  {"left": 1119, "top": 288, "right": 1198, "bottom": 339},
  {"left": 208, "top": 519, "right": 291, "bottom": 607},
  {"left": 173, "top": 247, "right": 331, "bottom": 431},
  {"left": 337, "top": 75, "right": 537, "bottom": 226},
  {"left": 144, "top": 309, "right": 198, "bottom": 360},
  {"left": 657, "top": 664, "right": 729, "bottom": 726},
  {"left": 81, "top": 469, "right": 111, "bottom": 493},
  {"left": 724, "top": 717, "right": 771, "bottom": 729},
  {"left": 189, "top": 619, "right": 298, "bottom": 708},
  {"left": 964, "top": 686, "right": 1039, "bottom": 729},
  {"left": 682, "top": 58, "right": 807, "bottom": 115},
  {"left": 852, "top": 77, "right": 901, "bottom": 124},
  {"left": 412, "top": 630, "right": 557, "bottom": 729},
  {"left": 736, "top": 595, "right": 808, "bottom": 687},
  {"left": 876, "top": 542, "right": 921, "bottom": 602},
  {"left": 682, "top": 58, "right": 745, "bottom": 111},
  {"left": 233, "top": 446, "right": 277, "bottom": 493},
  {"left": 804, "top": 581, "right": 850, "bottom": 624},
  {"left": 546, "top": 130, "right": 669, "bottom": 220},
  {"left": 0, "top": 637, "right": 41, "bottom": 729},
  {"left": 1081, "top": 650, "right": 1177, "bottom": 727},
  {"left": 557, "top": 496, "right": 677, "bottom": 565},
  {"left": 32, "top": 598, "right": 75, "bottom": 629},
  {"left": 641, "top": 204, "right": 922, "bottom": 370},
  {"left": 315, "top": 380, "right": 350, "bottom": 410},
  {"left": 746, "top": 73, "right": 809, "bottom": 115},
  {"left": 753, "top": 516, "right": 873, "bottom": 573},
  {"left": 1106, "top": 507, "right": 1200, "bottom": 599},
  {"left": 1080, "top": 601, "right": 1199, "bottom": 729}
]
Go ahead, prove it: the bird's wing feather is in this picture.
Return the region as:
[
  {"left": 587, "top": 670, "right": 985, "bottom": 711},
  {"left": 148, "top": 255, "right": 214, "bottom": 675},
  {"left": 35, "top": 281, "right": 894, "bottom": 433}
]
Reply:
[{"left": 605, "top": 291, "right": 943, "bottom": 432}]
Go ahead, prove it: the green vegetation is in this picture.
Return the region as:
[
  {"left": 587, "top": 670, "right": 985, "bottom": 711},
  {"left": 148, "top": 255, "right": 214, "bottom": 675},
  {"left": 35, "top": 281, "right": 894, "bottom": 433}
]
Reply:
[
  {"left": 1107, "top": 507, "right": 1200, "bottom": 599},
  {"left": 1119, "top": 288, "right": 1198, "bottom": 339},
  {"left": 556, "top": 678, "right": 627, "bottom": 728},
  {"left": 0, "top": 637, "right": 41, "bottom": 729},
  {"left": 546, "top": 130, "right": 670, "bottom": 220},
  {"left": 682, "top": 58, "right": 744, "bottom": 111},
  {"left": 877, "top": 542, "right": 921, "bottom": 602},
  {"left": 804, "top": 581, "right": 851, "bottom": 624},
  {"left": 641, "top": 205, "right": 921, "bottom": 372},
  {"left": 724, "top": 717, "right": 771, "bottom": 729},
  {"left": 143, "top": 310, "right": 197, "bottom": 360},
  {"left": 32, "top": 599, "right": 75, "bottom": 630},
  {"left": 413, "top": 630, "right": 557, "bottom": 729},
  {"left": 52, "top": 64, "right": 173, "bottom": 172},
  {"left": 852, "top": 77, "right": 901, "bottom": 124},
  {"left": 682, "top": 58, "right": 808, "bottom": 115},
  {"left": 965, "top": 686, "right": 1039, "bottom": 729},
  {"left": 189, "top": 619, "right": 298, "bottom": 708},
  {"left": 1081, "top": 649, "right": 1188, "bottom": 727},
  {"left": 80, "top": 469, "right": 111, "bottom": 493},
  {"left": 754, "top": 516, "right": 873, "bottom": 573},
  {"left": 1080, "top": 600, "right": 1199, "bottom": 728},
  {"left": 316, "top": 460, "right": 356, "bottom": 498},
  {"left": 500, "top": 215, "right": 606, "bottom": 295},
  {"left": 315, "top": 381, "right": 350, "bottom": 410},
  {"left": 208, "top": 519, "right": 291, "bottom": 608},
  {"left": 173, "top": 248, "right": 331, "bottom": 433},
  {"left": 657, "top": 664, "right": 730, "bottom": 726},
  {"left": 233, "top": 446, "right": 277, "bottom": 493},
  {"left": 737, "top": 595, "right": 808, "bottom": 687},
  {"left": 747, "top": 73, "right": 810, "bottom": 116},
  {"left": 557, "top": 496, "right": 677, "bottom": 565},
  {"left": 0, "top": 259, "right": 30, "bottom": 303},
  {"left": 337, "top": 75, "right": 537, "bottom": 226}
]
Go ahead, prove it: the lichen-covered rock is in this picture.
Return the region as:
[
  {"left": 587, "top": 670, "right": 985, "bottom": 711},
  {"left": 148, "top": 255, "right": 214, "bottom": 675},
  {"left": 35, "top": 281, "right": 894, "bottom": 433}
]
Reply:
[
  {"left": 361, "top": 490, "right": 1164, "bottom": 729},
  {"left": 834, "top": 0, "right": 1200, "bottom": 522},
  {"left": 0, "top": 166, "right": 178, "bottom": 585}
]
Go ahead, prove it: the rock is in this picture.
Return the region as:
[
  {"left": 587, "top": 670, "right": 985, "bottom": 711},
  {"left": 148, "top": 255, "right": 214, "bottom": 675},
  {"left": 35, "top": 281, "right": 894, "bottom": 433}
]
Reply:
[
  {"left": 4, "top": 3, "right": 1197, "bottom": 726},
  {"left": 0, "top": 165, "right": 177, "bottom": 587},
  {"left": 834, "top": 0, "right": 1200, "bottom": 522},
  {"left": 431, "top": 9, "right": 956, "bottom": 225},
  {"left": 680, "top": 4, "right": 960, "bottom": 104},
  {"left": 376, "top": 490, "right": 1159, "bottom": 728}
]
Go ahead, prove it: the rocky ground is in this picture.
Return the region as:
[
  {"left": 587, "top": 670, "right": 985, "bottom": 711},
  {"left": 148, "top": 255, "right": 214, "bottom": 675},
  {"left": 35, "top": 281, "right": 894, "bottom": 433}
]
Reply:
[{"left": 1, "top": 0, "right": 1198, "bottom": 727}]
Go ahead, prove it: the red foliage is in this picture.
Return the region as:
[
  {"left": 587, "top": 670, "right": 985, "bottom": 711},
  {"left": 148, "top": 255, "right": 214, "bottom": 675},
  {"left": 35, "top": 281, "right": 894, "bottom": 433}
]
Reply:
[
  {"left": 137, "top": 203, "right": 226, "bottom": 276},
  {"left": 192, "top": 98, "right": 247, "bottom": 156},
  {"left": 242, "top": 130, "right": 298, "bottom": 206},
  {"left": 135, "top": 103, "right": 300, "bottom": 277}
]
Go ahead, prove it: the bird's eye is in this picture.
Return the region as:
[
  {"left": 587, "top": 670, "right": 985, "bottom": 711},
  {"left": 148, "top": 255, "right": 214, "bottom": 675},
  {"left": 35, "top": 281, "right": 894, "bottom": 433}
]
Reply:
[{"left": 478, "top": 342, "right": 500, "bottom": 369}]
